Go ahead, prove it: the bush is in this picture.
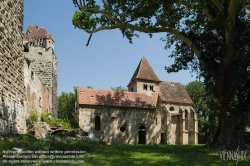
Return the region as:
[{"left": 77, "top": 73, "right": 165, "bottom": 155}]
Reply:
[
  {"left": 26, "top": 110, "right": 38, "bottom": 128},
  {"left": 40, "top": 111, "right": 71, "bottom": 129}
]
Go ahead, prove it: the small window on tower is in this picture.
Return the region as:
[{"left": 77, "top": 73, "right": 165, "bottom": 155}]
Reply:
[
  {"left": 38, "top": 52, "right": 42, "bottom": 56},
  {"left": 150, "top": 85, "right": 154, "bottom": 91},
  {"left": 143, "top": 84, "right": 148, "bottom": 90},
  {"left": 131, "top": 87, "right": 133, "bottom": 92}
]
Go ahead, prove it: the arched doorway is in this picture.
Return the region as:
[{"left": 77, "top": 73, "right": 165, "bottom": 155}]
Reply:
[
  {"left": 95, "top": 116, "right": 100, "bottom": 131},
  {"left": 138, "top": 125, "right": 146, "bottom": 144}
]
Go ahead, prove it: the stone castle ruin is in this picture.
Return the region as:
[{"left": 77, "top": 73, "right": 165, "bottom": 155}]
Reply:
[
  {"left": 23, "top": 25, "right": 58, "bottom": 118},
  {"left": 0, "top": 0, "right": 57, "bottom": 134}
]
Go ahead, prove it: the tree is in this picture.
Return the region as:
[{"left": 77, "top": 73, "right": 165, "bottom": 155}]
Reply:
[
  {"left": 111, "top": 86, "right": 127, "bottom": 92},
  {"left": 87, "top": 85, "right": 93, "bottom": 89},
  {"left": 186, "top": 81, "right": 219, "bottom": 144},
  {"left": 58, "top": 88, "right": 77, "bottom": 127},
  {"left": 72, "top": 0, "right": 250, "bottom": 148}
]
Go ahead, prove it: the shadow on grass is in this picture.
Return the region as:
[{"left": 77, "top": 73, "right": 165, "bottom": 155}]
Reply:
[{"left": 0, "top": 135, "right": 249, "bottom": 166}]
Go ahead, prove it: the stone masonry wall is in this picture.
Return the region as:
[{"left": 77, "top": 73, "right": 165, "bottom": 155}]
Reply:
[
  {"left": 77, "top": 106, "right": 161, "bottom": 145},
  {"left": 24, "top": 59, "right": 50, "bottom": 118},
  {"left": 24, "top": 47, "right": 58, "bottom": 117},
  {"left": 0, "top": 0, "right": 25, "bottom": 133}
]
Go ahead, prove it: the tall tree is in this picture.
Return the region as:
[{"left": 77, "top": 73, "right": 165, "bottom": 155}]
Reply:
[
  {"left": 72, "top": 0, "right": 250, "bottom": 148},
  {"left": 58, "top": 88, "right": 77, "bottom": 127}
]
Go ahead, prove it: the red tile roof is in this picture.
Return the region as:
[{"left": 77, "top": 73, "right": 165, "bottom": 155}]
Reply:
[
  {"left": 77, "top": 87, "right": 155, "bottom": 109},
  {"left": 128, "top": 57, "right": 161, "bottom": 86},
  {"left": 159, "top": 81, "right": 193, "bottom": 105},
  {"left": 23, "top": 25, "right": 54, "bottom": 43}
]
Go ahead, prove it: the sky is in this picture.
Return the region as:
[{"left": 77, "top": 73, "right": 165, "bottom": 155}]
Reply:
[{"left": 24, "top": 0, "right": 197, "bottom": 95}]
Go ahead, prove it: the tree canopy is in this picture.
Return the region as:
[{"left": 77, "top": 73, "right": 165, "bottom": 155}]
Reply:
[
  {"left": 111, "top": 86, "right": 127, "bottom": 92},
  {"left": 72, "top": 0, "right": 250, "bottom": 148},
  {"left": 58, "top": 88, "right": 77, "bottom": 127}
]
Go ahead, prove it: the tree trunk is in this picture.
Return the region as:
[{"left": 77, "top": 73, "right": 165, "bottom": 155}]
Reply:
[{"left": 216, "top": 105, "right": 248, "bottom": 149}]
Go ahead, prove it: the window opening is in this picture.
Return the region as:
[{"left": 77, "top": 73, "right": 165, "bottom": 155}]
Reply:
[{"left": 95, "top": 116, "right": 100, "bottom": 131}]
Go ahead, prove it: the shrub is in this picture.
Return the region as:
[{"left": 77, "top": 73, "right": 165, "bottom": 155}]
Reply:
[{"left": 26, "top": 110, "right": 38, "bottom": 128}]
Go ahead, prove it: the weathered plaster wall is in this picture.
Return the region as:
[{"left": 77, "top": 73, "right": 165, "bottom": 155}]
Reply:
[
  {"left": 77, "top": 106, "right": 161, "bottom": 145},
  {"left": 0, "top": 0, "right": 25, "bottom": 133},
  {"left": 129, "top": 80, "right": 160, "bottom": 97},
  {"left": 24, "top": 60, "right": 50, "bottom": 118},
  {"left": 24, "top": 46, "right": 58, "bottom": 117}
]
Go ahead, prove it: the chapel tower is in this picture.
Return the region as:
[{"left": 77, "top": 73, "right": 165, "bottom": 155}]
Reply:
[{"left": 127, "top": 57, "right": 161, "bottom": 98}]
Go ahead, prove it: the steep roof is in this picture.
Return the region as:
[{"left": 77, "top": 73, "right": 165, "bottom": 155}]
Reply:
[
  {"left": 23, "top": 25, "right": 54, "bottom": 43},
  {"left": 159, "top": 81, "right": 193, "bottom": 105},
  {"left": 77, "top": 87, "right": 155, "bottom": 109},
  {"left": 128, "top": 57, "right": 161, "bottom": 86}
]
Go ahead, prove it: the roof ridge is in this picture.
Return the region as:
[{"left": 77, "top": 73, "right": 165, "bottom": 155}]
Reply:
[{"left": 128, "top": 57, "right": 161, "bottom": 86}]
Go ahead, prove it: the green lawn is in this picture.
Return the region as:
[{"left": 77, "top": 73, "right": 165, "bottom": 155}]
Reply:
[{"left": 0, "top": 134, "right": 249, "bottom": 166}]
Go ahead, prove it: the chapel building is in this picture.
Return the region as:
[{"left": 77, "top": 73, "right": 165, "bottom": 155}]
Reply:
[{"left": 75, "top": 57, "right": 198, "bottom": 144}]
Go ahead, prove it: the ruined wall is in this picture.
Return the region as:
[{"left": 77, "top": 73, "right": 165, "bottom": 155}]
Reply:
[
  {"left": 0, "top": 0, "right": 25, "bottom": 133},
  {"left": 24, "top": 59, "right": 50, "bottom": 118},
  {"left": 24, "top": 46, "right": 58, "bottom": 117},
  {"left": 77, "top": 106, "right": 161, "bottom": 145}
]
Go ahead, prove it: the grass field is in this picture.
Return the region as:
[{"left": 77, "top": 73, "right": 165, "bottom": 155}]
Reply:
[{"left": 0, "top": 134, "right": 249, "bottom": 166}]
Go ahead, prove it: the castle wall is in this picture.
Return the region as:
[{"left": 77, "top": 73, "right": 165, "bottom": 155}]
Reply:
[
  {"left": 77, "top": 106, "right": 161, "bottom": 145},
  {"left": 0, "top": 0, "right": 25, "bottom": 133},
  {"left": 24, "top": 47, "right": 58, "bottom": 117},
  {"left": 24, "top": 60, "right": 50, "bottom": 118}
]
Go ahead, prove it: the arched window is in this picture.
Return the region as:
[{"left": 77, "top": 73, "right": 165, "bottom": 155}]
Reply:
[
  {"left": 95, "top": 116, "right": 101, "bottom": 131},
  {"left": 185, "top": 110, "right": 188, "bottom": 131}
]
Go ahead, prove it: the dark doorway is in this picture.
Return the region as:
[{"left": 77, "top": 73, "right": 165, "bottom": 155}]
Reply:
[
  {"left": 161, "top": 132, "right": 166, "bottom": 144},
  {"left": 138, "top": 125, "right": 146, "bottom": 144},
  {"left": 95, "top": 116, "right": 100, "bottom": 131}
]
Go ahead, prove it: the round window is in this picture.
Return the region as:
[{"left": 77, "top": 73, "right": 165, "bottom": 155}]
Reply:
[
  {"left": 120, "top": 126, "right": 126, "bottom": 132},
  {"left": 169, "top": 106, "right": 175, "bottom": 111}
]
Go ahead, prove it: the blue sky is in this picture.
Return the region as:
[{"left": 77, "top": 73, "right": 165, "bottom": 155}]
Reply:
[{"left": 24, "top": 0, "right": 196, "bottom": 95}]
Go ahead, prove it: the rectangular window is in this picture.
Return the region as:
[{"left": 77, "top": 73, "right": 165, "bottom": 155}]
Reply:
[
  {"left": 150, "top": 85, "right": 154, "bottom": 91},
  {"left": 38, "top": 52, "right": 42, "bottom": 56},
  {"left": 143, "top": 84, "right": 147, "bottom": 90}
]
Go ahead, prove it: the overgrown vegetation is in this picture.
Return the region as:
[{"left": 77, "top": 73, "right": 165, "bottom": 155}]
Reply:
[
  {"left": 40, "top": 111, "right": 71, "bottom": 129},
  {"left": 26, "top": 110, "right": 39, "bottom": 128},
  {"left": 26, "top": 111, "right": 72, "bottom": 130}
]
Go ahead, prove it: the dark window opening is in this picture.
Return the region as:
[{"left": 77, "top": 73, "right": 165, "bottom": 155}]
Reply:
[
  {"left": 120, "top": 126, "right": 126, "bottom": 132},
  {"left": 131, "top": 87, "right": 133, "bottom": 92},
  {"left": 138, "top": 125, "right": 146, "bottom": 144},
  {"left": 38, "top": 52, "right": 42, "bottom": 56},
  {"left": 95, "top": 116, "right": 100, "bottom": 131},
  {"left": 31, "top": 71, "right": 34, "bottom": 80},
  {"left": 143, "top": 84, "right": 148, "bottom": 90},
  {"left": 185, "top": 110, "right": 188, "bottom": 131},
  {"left": 150, "top": 85, "right": 154, "bottom": 91}
]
